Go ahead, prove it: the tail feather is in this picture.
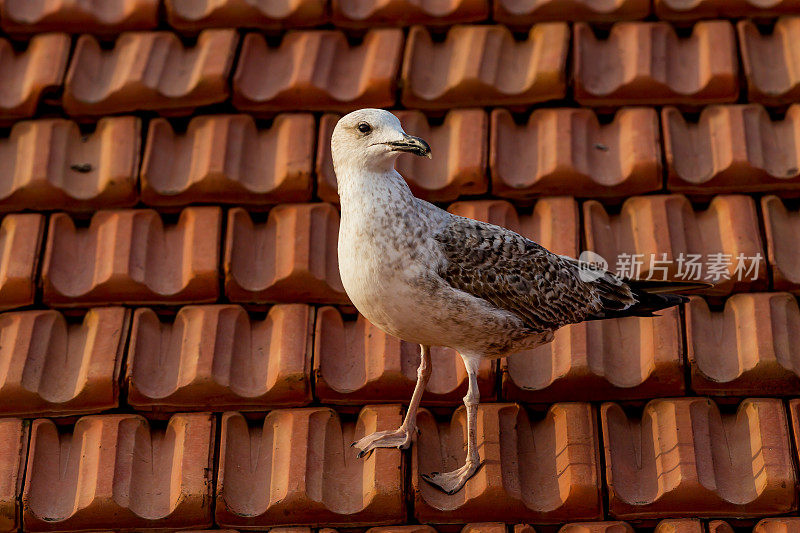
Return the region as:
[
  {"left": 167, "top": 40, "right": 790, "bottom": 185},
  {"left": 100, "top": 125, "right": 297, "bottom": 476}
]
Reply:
[{"left": 587, "top": 277, "right": 710, "bottom": 321}]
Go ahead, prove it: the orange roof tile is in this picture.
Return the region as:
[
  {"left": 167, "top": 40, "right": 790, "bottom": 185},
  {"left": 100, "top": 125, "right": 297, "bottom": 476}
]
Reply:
[
  {"left": 332, "top": 0, "right": 489, "bottom": 28},
  {"left": 503, "top": 307, "right": 684, "bottom": 402},
  {"left": 126, "top": 304, "right": 313, "bottom": 411},
  {"left": 655, "top": 520, "right": 705, "bottom": 533},
  {"left": 495, "top": 0, "right": 649, "bottom": 25},
  {"left": 754, "top": 518, "right": 800, "bottom": 533},
  {"left": 22, "top": 413, "right": 215, "bottom": 531},
  {"left": 414, "top": 403, "right": 602, "bottom": 523},
  {"left": 401, "top": 24, "right": 569, "bottom": 109},
  {"left": 708, "top": 522, "right": 734, "bottom": 533},
  {"left": 584, "top": 195, "right": 768, "bottom": 297},
  {"left": 574, "top": 21, "right": 739, "bottom": 107},
  {"left": 739, "top": 18, "right": 800, "bottom": 106},
  {"left": 368, "top": 525, "right": 438, "bottom": 533},
  {"left": 462, "top": 524, "right": 508, "bottom": 533},
  {"left": 0, "top": 117, "right": 140, "bottom": 212},
  {"left": 1, "top": 0, "right": 158, "bottom": 35},
  {"left": 317, "top": 109, "right": 489, "bottom": 203},
  {"left": 165, "top": 0, "right": 326, "bottom": 30},
  {"left": 0, "top": 33, "right": 70, "bottom": 121},
  {"left": 314, "top": 306, "right": 495, "bottom": 405},
  {"left": 0, "top": 307, "right": 128, "bottom": 417},
  {"left": 602, "top": 398, "right": 797, "bottom": 519},
  {"left": 141, "top": 114, "right": 315, "bottom": 207},
  {"left": 63, "top": 29, "right": 238, "bottom": 116},
  {"left": 686, "top": 293, "right": 800, "bottom": 396},
  {"left": 41, "top": 207, "right": 221, "bottom": 306},
  {"left": 663, "top": 105, "right": 800, "bottom": 196},
  {"left": 656, "top": 0, "right": 800, "bottom": 20},
  {"left": 558, "top": 523, "right": 634, "bottom": 533},
  {"left": 762, "top": 195, "right": 800, "bottom": 293},
  {"left": 490, "top": 107, "right": 662, "bottom": 200},
  {"left": 0, "top": 213, "right": 44, "bottom": 311},
  {"left": 0, "top": 418, "right": 27, "bottom": 533},
  {"left": 215, "top": 406, "right": 405, "bottom": 527},
  {"left": 224, "top": 204, "right": 347, "bottom": 305},
  {"left": 233, "top": 29, "right": 404, "bottom": 113}
]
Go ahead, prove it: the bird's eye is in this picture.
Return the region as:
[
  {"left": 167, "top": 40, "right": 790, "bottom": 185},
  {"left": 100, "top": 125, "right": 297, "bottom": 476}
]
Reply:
[{"left": 357, "top": 122, "right": 372, "bottom": 134}]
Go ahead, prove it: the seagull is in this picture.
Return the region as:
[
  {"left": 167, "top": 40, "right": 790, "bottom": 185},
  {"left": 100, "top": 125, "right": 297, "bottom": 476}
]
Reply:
[{"left": 332, "top": 108, "right": 703, "bottom": 495}]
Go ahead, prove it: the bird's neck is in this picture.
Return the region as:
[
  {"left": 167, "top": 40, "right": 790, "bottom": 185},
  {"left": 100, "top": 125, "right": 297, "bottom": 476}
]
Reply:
[{"left": 336, "top": 166, "right": 415, "bottom": 217}]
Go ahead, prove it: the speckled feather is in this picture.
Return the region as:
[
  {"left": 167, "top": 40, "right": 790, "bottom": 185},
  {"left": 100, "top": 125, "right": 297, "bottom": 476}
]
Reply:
[{"left": 434, "top": 214, "right": 637, "bottom": 333}]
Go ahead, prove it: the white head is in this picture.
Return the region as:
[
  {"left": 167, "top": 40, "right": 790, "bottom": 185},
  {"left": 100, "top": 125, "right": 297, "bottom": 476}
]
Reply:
[{"left": 331, "top": 108, "right": 431, "bottom": 175}]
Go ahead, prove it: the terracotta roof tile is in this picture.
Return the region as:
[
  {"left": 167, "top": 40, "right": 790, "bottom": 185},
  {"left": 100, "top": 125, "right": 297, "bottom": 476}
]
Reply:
[
  {"left": 762, "top": 195, "right": 800, "bottom": 293},
  {"left": 574, "top": 21, "right": 739, "bottom": 107},
  {"left": 709, "top": 522, "right": 734, "bottom": 533},
  {"left": 317, "top": 110, "right": 489, "bottom": 203},
  {"left": 126, "top": 304, "right": 313, "bottom": 411},
  {"left": 0, "top": 0, "right": 158, "bottom": 35},
  {"left": 490, "top": 107, "right": 662, "bottom": 200},
  {"left": 141, "top": 114, "right": 314, "bottom": 207},
  {"left": 584, "top": 195, "right": 768, "bottom": 297},
  {"left": 413, "top": 403, "right": 602, "bottom": 523},
  {"left": 233, "top": 30, "right": 404, "bottom": 113},
  {"left": 0, "top": 213, "right": 44, "bottom": 311},
  {"left": 0, "top": 307, "right": 128, "bottom": 417},
  {"left": 495, "top": 0, "right": 649, "bottom": 25},
  {"left": 503, "top": 307, "right": 684, "bottom": 402},
  {"left": 602, "top": 397, "right": 797, "bottom": 519},
  {"left": 462, "top": 524, "right": 508, "bottom": 533},
  {"left": 63, "top": 30, "right": 238, "bottom": 117},
  {"left": 366, "top": 527, "right": 437, "bottom": 533},
  {"left": 22, "top": 412, "right": 215, "bottom": 531},
  {"left": 332, "top": 0, "right": 488, "bottom": 28},
  {"left": 558, "top": 518, "right": 705, "bottom": 533},
  {"left": 0, "top": 117, "right": 140, "bottom": 212},
  {"left": 663, "top": 105, "right": 800, "bottom": 196},
  {"left": 401, "top": 24, "right": 569, "bottom": 109},
  {"left": 224, "top": 204, "right": 347, "bottom": 304},
  {"left": 754, "top": 518, "right": 800, "bottom": 533},
  {"left": 215, "top": 406, "right": 405, "bottom": 527},
  {"left": 165, "top": 0, "right": 326, "bottom": 31},
  {"left": 558, "top": 523, "right": 634, "bottom": 533},
  {"left": 313, "top": 306, "right": 495, "bottom": 405},
  {"left": 739, "top": 18, "right": 800, "bottom": 106},
  {"left": 42, "top": 207, "right": 221, "bottom": 307},
  {"left": 655, "top": 520, "right": 705, "bottom": 533},
  {"left": 0, "top": 418, "right": 27, "bottom": 533},
  {"left": 687, "top": 293, "right": 800, "bottom": 396},
  {"left": 656, "top": 0, "right": 800, "bottom": 20},
  {"left": 0, "top": 33, "right": 70, "bottom": 121}
]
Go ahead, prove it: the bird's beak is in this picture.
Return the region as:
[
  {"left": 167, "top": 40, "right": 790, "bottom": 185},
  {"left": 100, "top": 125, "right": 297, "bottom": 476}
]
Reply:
[{"left": 385, "top": 134, "right": 432, "bottom": 159}]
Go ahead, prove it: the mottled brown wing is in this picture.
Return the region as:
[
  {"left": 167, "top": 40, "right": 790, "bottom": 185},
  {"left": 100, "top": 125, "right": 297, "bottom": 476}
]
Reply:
[{"left": 433, "top": 215, "right": 632, "bottom": 332}]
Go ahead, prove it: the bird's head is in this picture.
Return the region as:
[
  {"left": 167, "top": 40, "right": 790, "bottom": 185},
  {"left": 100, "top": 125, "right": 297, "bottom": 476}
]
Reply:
[{"left": 331, "top": 108, "right": 431, "bottom": 174}]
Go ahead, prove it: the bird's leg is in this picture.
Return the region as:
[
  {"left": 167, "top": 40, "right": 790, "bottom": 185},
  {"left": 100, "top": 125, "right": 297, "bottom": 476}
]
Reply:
[
  {"left": 422, "top": 355, "right": 481, "bottom": 494},
  {"left": 352, "top": 344, "right": 431, "bottom": 458}
]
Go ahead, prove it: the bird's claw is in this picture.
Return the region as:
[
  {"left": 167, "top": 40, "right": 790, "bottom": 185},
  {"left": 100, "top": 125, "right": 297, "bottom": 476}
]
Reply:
[
  {"left": 422, "top": 460, "right": 481, "bottom": 495},
  {"left": 351, "top": 427, "right": 415, "bottom": 459}
]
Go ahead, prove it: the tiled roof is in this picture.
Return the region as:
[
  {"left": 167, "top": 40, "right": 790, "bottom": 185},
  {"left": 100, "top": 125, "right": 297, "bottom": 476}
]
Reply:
[
  {"left": 0, "top": 2, "right": 798, "bottom": 532},
  {"left": 401, "top": 24, "right": 570, "bottom": 108},
  {"left": 573, "top": 21, "right": 739, "bottom": 107},
  {"left": 490, "top": 107, "right": 662, "bottom": 199},
  {"left": 601, "top": 398, "right": 797, "bottom": 518}
]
